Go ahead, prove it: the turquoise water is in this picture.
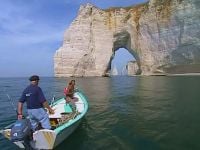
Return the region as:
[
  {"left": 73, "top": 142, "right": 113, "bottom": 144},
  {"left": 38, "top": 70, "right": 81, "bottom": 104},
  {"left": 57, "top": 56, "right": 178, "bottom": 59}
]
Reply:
[{"left": 0, "top": 76, "right": 200, "bottom": 150}]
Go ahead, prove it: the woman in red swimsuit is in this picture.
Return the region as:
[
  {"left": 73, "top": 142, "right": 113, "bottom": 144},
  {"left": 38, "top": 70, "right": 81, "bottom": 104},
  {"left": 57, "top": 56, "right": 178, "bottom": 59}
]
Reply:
[{"left": 64, "top": 80, "right": 78, "bottom": 103}]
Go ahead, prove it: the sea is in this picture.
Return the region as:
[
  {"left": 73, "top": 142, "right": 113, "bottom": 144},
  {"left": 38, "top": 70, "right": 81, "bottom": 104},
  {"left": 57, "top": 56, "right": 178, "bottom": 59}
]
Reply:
[{"left": 0, "top": 76, "right": 200, "bottom": 150}]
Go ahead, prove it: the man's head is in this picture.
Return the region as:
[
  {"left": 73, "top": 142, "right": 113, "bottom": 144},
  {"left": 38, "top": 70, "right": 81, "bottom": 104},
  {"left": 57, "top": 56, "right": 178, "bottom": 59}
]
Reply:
[{"left": 29, "top": 75, "right": 40, "bottom": 85}]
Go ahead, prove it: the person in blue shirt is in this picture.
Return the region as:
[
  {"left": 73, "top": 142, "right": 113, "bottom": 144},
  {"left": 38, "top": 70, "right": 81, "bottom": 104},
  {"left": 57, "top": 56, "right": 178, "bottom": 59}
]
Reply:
[{"left": 17, "top": 75, "right": 54, "bottom": 131}]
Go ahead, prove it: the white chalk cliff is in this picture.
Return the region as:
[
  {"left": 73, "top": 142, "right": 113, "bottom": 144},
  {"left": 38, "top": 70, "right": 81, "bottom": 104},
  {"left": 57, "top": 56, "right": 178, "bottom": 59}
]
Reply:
[{"left": 54, "top": 0, "right": 200, "bottom": 77}]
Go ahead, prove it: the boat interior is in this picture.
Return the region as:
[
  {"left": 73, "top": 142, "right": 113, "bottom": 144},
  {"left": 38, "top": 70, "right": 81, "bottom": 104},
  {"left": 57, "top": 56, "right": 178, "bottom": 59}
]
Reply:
[{"left": 49, "top": 93, "right": 84, "bottom": 129}]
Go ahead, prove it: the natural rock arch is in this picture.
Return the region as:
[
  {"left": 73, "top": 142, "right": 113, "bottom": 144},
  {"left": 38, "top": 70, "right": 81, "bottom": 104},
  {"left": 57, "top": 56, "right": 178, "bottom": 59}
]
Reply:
[
  {"left": 105, "top": 31, "right": 141, "bottom": 76},
  {"left": 54, "top": 0, "right": 200, "bottom": 77}
]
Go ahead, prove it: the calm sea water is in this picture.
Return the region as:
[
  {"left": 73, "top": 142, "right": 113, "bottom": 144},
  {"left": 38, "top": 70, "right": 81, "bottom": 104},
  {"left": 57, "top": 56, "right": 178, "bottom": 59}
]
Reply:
[{"left": 0, "top": 76, "right": 200, "bottom": 150}]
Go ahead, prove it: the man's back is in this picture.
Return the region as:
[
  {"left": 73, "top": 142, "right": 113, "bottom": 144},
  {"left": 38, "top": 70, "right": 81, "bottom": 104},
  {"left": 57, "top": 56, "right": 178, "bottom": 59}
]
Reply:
[{"left": 20, "top": 84, "right": 45, "bottom": 109}]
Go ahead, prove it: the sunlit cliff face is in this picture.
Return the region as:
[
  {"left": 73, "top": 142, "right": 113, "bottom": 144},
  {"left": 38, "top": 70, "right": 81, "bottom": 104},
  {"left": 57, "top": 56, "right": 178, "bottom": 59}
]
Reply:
[{"left": 54, "top": 0, "right": 200, "bottom": 77}]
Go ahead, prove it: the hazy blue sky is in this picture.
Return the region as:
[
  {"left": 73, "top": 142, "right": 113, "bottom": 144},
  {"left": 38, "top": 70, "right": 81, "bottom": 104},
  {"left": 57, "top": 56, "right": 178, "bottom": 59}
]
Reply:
[{"left": 0, "top": 0, "right": 147, "bottom": 77}]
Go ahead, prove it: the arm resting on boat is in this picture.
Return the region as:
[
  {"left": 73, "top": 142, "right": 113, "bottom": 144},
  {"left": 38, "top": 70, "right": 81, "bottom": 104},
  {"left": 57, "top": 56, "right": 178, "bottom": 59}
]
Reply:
[{"left": 43, "top": 101, "right": 55, "bottom": 114}]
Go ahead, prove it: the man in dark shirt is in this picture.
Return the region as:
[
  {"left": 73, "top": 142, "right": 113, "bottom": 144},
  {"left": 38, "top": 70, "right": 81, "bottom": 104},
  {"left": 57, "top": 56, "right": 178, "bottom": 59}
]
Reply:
[{"left": 18, "top": 75, "right": 54, "bottom": 131}]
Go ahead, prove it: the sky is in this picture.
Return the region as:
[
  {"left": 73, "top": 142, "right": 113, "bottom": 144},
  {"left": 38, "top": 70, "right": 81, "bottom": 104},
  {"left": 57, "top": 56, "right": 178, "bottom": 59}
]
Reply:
[
  {"left": 0, "top": 0, "right": 147, "bottom": 77},
  {"left": 112, "top": 48, "right": 135, "bottom": 75}
]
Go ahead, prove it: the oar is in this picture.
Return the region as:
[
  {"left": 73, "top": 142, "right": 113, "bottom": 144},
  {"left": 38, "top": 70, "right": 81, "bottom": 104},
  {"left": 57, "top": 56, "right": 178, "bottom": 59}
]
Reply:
[{"left": 50, "top": 94, "right": 56, "bottom": 106}]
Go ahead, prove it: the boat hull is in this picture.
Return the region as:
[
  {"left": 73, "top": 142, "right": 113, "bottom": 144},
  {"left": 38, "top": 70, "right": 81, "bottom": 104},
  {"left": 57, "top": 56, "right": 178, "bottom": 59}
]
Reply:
[{"left": 54, "top": 119, "right": 82, "bottom": 148}]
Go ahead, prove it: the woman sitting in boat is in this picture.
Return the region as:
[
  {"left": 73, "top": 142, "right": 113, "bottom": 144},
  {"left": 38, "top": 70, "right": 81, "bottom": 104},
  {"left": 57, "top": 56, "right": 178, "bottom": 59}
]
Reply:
[{"left": 64, "top": 80, "right": 78, "bottom": 104}]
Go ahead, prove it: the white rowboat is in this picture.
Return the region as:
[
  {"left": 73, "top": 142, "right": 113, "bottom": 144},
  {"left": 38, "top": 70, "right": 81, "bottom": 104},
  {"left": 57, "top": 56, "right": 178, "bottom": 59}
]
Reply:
[{"left": 0, "top": 89, "right": 89, "bottom": 149}]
